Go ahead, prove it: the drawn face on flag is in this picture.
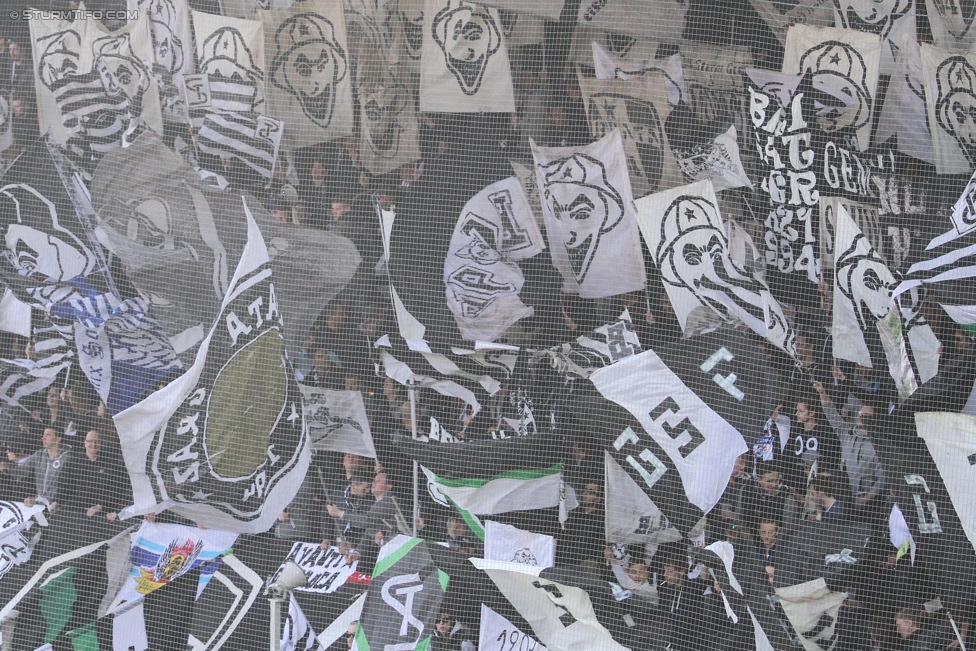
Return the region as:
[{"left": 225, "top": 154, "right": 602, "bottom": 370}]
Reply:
[
  {"left": 0, "top": 184, "right": 96, "bottom": 282},
  {"left": 94, "top": 35, "right": 151, "bottom": 108},
  {"left": 388, "top": 3, "right": 424, "bottom": 59},
  {"left": 936, "top": 56, "right": 976, "bottom": 166},
  {"left": 36, "top": 30, "right": 81, "bottom": 91},
  {"left": 540, "top": 153, "right": 625, "bottom": 283},
  {"left": 146, "top": 0, "right": 184, "bottom": 74},
  {"left": 362, "top": 81, "right": 408, "bottom": 156},
  {"left": 270, "top": 14, "right": 348, "bottom": 128},
  {"left": 799, "top": 41, "right": 873, "bottom": 134},
  {"left": 121, "top": 197, "right": 178, "bottom": 250},
  {"left": 931, "top": 0, "right": 976, "bottom": 39},
  {"left": 834, "top": 0, "right": 913, "bottom": 39},
  {"left": 836, "top": 234, "right": 896, "bottom": 327},
  {"left": 587, "top": 93, "right": 665, "bottom": 192},
  {"left": 431, "top": 2, "right": 502, "bottom": 95},
  {"left": 657, "top": 195, "right": 768, "bottom": 326},
  {"left": 201, "top": 27, "right": 263, "bottom": 109}
]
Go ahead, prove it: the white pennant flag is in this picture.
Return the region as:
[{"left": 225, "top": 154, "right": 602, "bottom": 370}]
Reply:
[
  {"left": 484, "top": 521, "right": 555, "bottom": 568},
  {"left": 775, "top": 578, "right": 846, "bottom": 651},
  {"left": 531, "top": 130, "right": 646, "bottom": 298},
  {"left": 915, "top": 412, "right": 976, "bottom": 555}
]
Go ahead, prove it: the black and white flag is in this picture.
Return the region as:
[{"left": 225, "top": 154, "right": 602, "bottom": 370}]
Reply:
[
  {"left": 678, "top": 43, "right": 753, "bottom": 137},
  {"left": 114, "top": 203, "right": 310, "bottom": 534},
  {"left": 926, "top": 0, "right": 976, "bottom": 52},
  {"left": 832, "top": 0, "right": 915, "bottom": 75},
  {"left": 893, "top": 169, "right": 976, "bottom": 324},
  {"left": 774, "top": 578, "right": 846, "bottom": 651},
  {"left": 444, "top": 177, "right": 545, "bottom": 343},
  {"left": 673, "top": 125, "right": 752, "bottom": 192},
  {"left": 577, "top": 71, "right": 682, "bottom": 198},
  {"left": 746, "top": 0, "right": 835, "bottom": 45},
  {"left": 604, "top": 450, "right": 682, "bottom": 546},
  {"left": 591, "top": 41, "right": 685, "bottom": 105},
  {"left": 531, "top": 129, "right": 646, "bottom": 298},
  {"left": 30, "top": 13, "right": 163, "bottom": 159},
  {"left": 271, "top": 542, "right": 360, "bottom": 595},
  {"left": 532, "top": 310, "right": 642, "bottom": 380},
  {"left": 782, "top": 25, "right": 882, "bottom": 151},
  {"left": 590, "top": 349, "right": 750, "bottom": 515},
  {"left": 192, "top": 11, "right": 266, "bottom": 114},
  {"left": 570, "top": 26, "right": 659, "bottom": 66},
  {"left": 635, "top": 180, "right": 796, "bottom": 356},
  {"left": 345, "top": 0, "right": 422, "bottom": 174},
  {"left": 355, "top": 536, "right": 447, "bottom": 651},
  {"left": 262, "top": 1, "right": 354, "bottom": 149},
  {"left": 922, "top": 44, "right": 976, "bottom": 175},
  {"left": 577, "top": 0, "right": 688, "bottom": 41},
  {"left": 832, "top": 202, "right": 938, "bottom": 397},
  {"left": 420, "top": 0, "right": 516, "bottom": 113},
  {"left": 479, "top": 603, "right": 549, "bottom": 651},
  {"left": 471, "top": 558, "right": 628, "bottom": 651},
  {"left": 913, "top": 412, "right": 976, "bottom": 563},
  {"left": 0, "top": 91, "right": 13, "bottom": 159},
  {"left": 298, "top": 385, "right": 376, "bottom": 457},
  {"left": 876, "top": 35, "right": 935, "bottom": 165},
  {"left": 480, "top": 0, "right": 565, "bottom": 20},
  {"left": 129, "top": 0, "right": 194, "bottom": 123}
]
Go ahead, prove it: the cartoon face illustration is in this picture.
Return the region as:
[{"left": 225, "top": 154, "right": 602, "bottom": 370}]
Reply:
[
  {"left": 657, "top": 196, "right": 767, "bottom": 326},
  {"left": 270, "top": 14, "right": 348, "bottom": 128},
  {"left": 931, "top": 0, "right": 976, "bottom": 39},
  {"left": 936, "top": 56, "right": 976, "bottom": 165},
  {"left": 588, "top": 93, "right": 665, "bottom": 191},
  {"left": 361, "top": 81, "right": 408, "bottom": 156},
  {"left": 836, "top": 235, "right": 896, "bottom": 327},
  {"left": 833, "top": 0, "right": 914, "bottom": 39},
  {"left": 200, "top": 26, "right": 264, "bottom": 111},
  {"left": 431, "top": 2, "right": 502, "bottom": 95},
  {"left": 145, "top": 0, "right": 184, "bottom": 74},
  {"left": 0, "top": 184, "right": 95, "bottom": 282},
  {"left": 36, "top": 30, "right": 81, "bottom": 90},
  {"left": 799, "top": 41, "right": 873, "bottom": 134},
  {"left": 539, "top": 153, "right": 625, "bottom": 283},
  {"left": 93, "top": 35, "right": 151, "bottom": 107},
  {"left": 120, "top": 197, "right": 178, "bottom": 250}
]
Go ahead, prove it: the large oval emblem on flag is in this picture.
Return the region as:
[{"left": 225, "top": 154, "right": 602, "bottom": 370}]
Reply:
[{"left": 205, "top": 329, "right": 288, "bottom": 479}]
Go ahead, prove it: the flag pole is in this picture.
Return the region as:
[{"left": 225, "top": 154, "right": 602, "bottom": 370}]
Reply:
[
  {"left": 408, "top": 378, "right": 419, "bottom": 537},
  {"left": 947, "top": 611, "right": 968, "bottom": 651}
]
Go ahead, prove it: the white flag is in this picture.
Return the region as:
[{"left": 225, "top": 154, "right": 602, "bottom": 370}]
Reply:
[
  {"left": 472, "top": 559, "right": 628, "bottom": 651},
  {"left": 915, "top": 412, "right": 976, "bottom": 555},
  {"left": 444, "top": 177, "right": 545, "bottom": 342},
  {"left": 298, "top": 386, "right": 376, "bottom": 457},
  {"left": 782, "top": 25, "right": 882, "bottom": 151},
  {"left": 531, "top": 130, "right": 646, "bottom": 298},
  {"left": 604, "top": 452, "right": 682, "bottom": 546},
  {"left": 420, "top": 0, "right": 516, "bottom": 113},
  {"left": 775, "top": 578, "right": 846, "bottom": 651},
  {"left": 591, "top": 41, "right": 685, "bottom": 105},
  {"left": 833, "top": 0, "right": 915, "bottom": 75},
  {"left": 922, "top": 43, "right": 976, "bottom": 175},
  {"left": 576, "top": 71, "right": 683, "bottom": 198},
  {"left": 261, "top": 1, "right": 354, "bottom": 149},
  {"left": 590, "top": 349, "right": 749, "bottom": 513},
  {"left": 484, "top": 520, "right": 555, "bottom": 568},
  {"left": 926, "top": 0, "right": 976, "bottom": 52},
  {"left": 479, "top": 604, "right": 548, "bottom": 651},
  {"left": 577, "top": 0, "right": 688, "bottom": 41},
  {"left": 634, "top": 180, "right": 795, "bottom": 356},
  {"left": 192, "top": 12, "right": 266, "bottom": 114},
  {"left": 876, "top": 35, "right": 934, "bottom": 165}
]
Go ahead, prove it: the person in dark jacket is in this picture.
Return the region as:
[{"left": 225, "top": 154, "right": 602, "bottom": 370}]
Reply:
[{"left": 58, "top": 429, "right": 129, "bottom": 520}]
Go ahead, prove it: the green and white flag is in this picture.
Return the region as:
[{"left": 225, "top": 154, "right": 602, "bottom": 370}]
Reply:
[{"left": 421, "top": 463, "right": 572, "bottom": 517}]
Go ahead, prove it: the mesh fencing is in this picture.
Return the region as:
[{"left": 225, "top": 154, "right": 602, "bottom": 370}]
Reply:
[{"left": 0, "top": 0, "right": 974, "bottom": 650}]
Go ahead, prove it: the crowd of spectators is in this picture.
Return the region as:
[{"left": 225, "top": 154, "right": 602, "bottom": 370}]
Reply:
[{"left": 1, "top": 7, "right": 975, "bottom": 651}]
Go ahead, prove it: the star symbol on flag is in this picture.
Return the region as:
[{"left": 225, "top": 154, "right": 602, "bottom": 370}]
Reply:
[
  {"left": 684, "top": 207, "right": 697, "bottom": 221},
  {"left": 190, "top": 491, "right": 213, "bottom": 500},
  {"left": 299, "top": 22, "right": 310, "bottom": 37},
  {"left": 829, "top": 52, "right": 841, "bottom": 65}
]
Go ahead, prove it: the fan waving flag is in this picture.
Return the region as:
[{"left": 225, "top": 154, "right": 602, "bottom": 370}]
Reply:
[{"left": 114, "top": 199, "right": 310, "bottom": 534}]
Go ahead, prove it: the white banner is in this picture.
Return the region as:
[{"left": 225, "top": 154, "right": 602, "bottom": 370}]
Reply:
[
  {"left": 484, "top": 520, "right": 555, "bottom": 568},
  {"left": 271, "top": 542, "right": 359, "bottom": 594},
  {"left": 590, "top": 350, "right": 748, "bottom": 513},
  {"left": 922, "top": 43, "right": 976, "bottom": 175},
  {"left": 420, "top": 0, "right": 516, "bottom": 113},
  {"left": 298, "top": 386, "right": 376, "bottom": 457},
  {"left": 915, "top": 412, "right": 976, "bottom": 555},
  {"left": 531, "top": 129, "right": 646, "bottom": 298},
  {"left": 479, "top": 603, "right": 548, "bottom": 651}
]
